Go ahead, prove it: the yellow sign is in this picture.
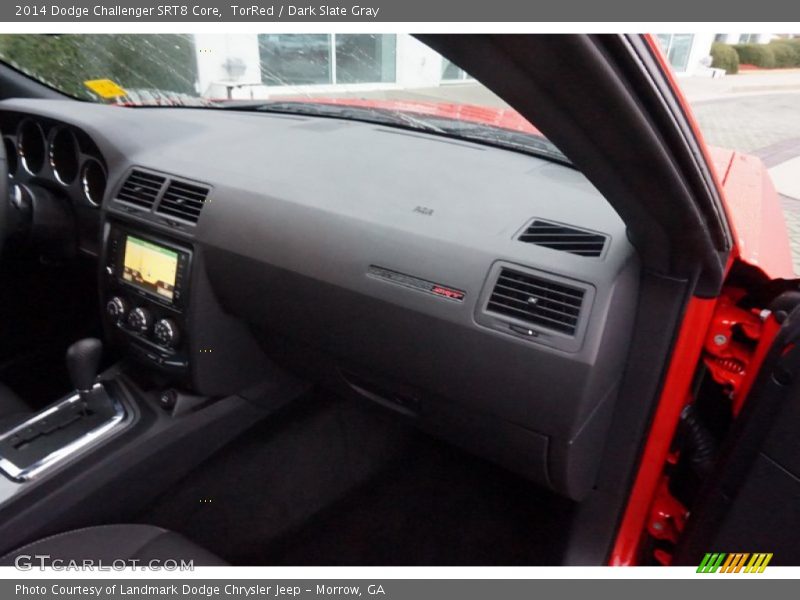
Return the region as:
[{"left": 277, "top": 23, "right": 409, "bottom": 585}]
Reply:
[{"left": 83, "top": 79, "right": 128, "bottom": 99}]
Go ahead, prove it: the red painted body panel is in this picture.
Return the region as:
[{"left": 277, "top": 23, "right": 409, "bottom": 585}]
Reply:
[
  {"left": 609, "top": 297, "right": 718, "bottom": 566},
  {"left": 610, "top": 35, "right": 794, "bottom": 566},
  {"left": 712, "top": 149, "right": 795, "bottom": 280},
  {"left": 609, "top": 35, "right": 722, "bottom": 567}
]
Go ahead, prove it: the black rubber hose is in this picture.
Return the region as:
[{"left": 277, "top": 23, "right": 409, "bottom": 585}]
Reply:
[{"left": 680, "top": 404, "right": 717, "bottom": 476}]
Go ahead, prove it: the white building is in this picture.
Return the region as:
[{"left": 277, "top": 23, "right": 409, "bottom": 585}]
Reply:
[
  {"left": 193, "top": 34, "right": 461, "bottom": 101},
  {"left": 656, "top": 33, "right": 791, "bottom": 77},
  {"left": 190, "top": 33, "right": 796, "bottom": 101}
]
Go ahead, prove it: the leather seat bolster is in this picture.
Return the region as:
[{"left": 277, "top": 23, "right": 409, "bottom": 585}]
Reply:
[{"left": 0, "top": 524, "right": 227, "bottom": 566}]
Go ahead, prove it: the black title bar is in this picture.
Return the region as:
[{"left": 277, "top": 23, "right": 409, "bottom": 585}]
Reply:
[{"left": 2, "top": 0, "right": 796, "bottom": 22}]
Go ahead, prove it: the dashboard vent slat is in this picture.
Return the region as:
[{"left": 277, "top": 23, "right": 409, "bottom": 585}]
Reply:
[
  {"left": 116, "top": 170, "right": 165, "bottom": 210},
  {"left": 518, "top": 220, "right": 607, "bottom": 257},
  {"left": 487, "top": 268, "right": 585, "bottom": 336},
  {"left": 156, "top": 180, "right": 210, "bottom": 224}
]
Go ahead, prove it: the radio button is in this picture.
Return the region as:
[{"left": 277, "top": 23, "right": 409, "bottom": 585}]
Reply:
[
  {"left": 154, "top": 318, "right": 180, "bottom": 348},
  {"left": 106, "top": 296, "right": 129, "bottom": 323},
  {"left": 127, "top": 307, "right": 153, "bottom": 334}
]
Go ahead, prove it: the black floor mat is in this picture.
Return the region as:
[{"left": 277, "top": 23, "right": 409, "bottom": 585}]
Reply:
[
  {"left": 258, "top": 436, "right": 575, "bottom": 566},
  {"left": 138, "top": 393, "right": 575, "bottom": 566},
  {"left": 137, "top": 393, "right": 415, "bottom": 562}
]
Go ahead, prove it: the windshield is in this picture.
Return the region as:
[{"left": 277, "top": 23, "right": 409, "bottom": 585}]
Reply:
[{"left": 0, "top": 33, "right": 564, "bottom": 162}]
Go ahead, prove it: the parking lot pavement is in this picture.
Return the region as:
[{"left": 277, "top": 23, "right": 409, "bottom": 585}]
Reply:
[{"left": 690, "top": 94, "right": 800, "bottom": 155}]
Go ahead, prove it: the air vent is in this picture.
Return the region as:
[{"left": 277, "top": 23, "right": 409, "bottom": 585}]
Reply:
[
  {"left": 518, "top": 220, "right": 607, "bottom": 257},
  {"left": 116, "top": 170, "right": 165, "bottom": 209},
  {"left": 487, "top": 268, "right": 585, "bottom": 335},
  {"left": 156, "top": 180, "right": 209, "bottom": 224}
]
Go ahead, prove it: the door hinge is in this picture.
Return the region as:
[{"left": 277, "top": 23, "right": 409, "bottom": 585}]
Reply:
[{"left": 702, "top": 289, "right": 765, "bottom": 414}]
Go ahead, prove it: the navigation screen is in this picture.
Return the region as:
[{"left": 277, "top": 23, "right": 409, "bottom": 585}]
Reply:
[{"left": 122, "top": 235, "right": 178, "bottom": 302}]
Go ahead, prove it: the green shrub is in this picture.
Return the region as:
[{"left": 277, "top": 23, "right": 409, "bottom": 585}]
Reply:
[
  {"left": 768, "top": 40, "right": 800, "bottom": 68},
  {"left": 710, "top": 42, "right": 739, "bottom": 74},
  {"left": 733, "top": 43, "right": 776, "bottom": 68}
]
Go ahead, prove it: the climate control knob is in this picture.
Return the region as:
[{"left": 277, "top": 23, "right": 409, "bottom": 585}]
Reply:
[
  {"left": 106, "top": 296, "right": 129, "bottom": 323},
  {"left": 153, "top": 318, "right": 180, "bottom": 348},
  {"left": 126, "top": 307, "right": 153, "bottom": 334}
]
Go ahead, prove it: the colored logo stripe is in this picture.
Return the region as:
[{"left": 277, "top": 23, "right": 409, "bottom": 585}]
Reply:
[
  {"left": 721, "top": 553, "right": 749, "bottom": 573},
  {"left": 745, "top": 553, "right": 773, "bottom": 573},
  {"left": 697, "top": 553, "right": 726, "bottom": 573},
  {"left": 697, "top": 553, "right": 773, "bottom": 573}
]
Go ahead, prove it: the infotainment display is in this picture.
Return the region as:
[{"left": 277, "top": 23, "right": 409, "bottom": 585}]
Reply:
[{"left": 122, "top": 235, "right": 179, "bottom": 302}]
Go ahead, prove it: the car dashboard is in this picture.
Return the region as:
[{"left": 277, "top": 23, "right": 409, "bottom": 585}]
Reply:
[{"left": 0, "top": 98, "right": 640, "bottom": 500}]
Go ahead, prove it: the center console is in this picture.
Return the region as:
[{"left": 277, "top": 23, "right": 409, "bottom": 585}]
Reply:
[
  {"left": 0, "top": 384, "right": 125, "bottom": 481},
  {"left": 100, "top": 216, "right": 277, "bottom": 399},
  {"left": 103, "top": 224, "right": 192, "bottom": 373},
  {"left": 0, "top": 160, "right": 306, "bottom": 557},
  {"left": 0, "top": 220, "right": 302, "bottom": 552}
]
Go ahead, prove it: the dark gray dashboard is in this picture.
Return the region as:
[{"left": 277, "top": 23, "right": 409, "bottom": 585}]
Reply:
[{"left": 0, "top": 99, "right": 640, "bottom": 500}]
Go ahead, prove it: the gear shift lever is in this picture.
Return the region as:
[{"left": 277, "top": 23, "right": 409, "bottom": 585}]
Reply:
[
  {"left": 66, "top": 338, "right": 103, "bottom": 405},
  {"left": 0, "top": 337, "right": 123, "bottom": 481}
]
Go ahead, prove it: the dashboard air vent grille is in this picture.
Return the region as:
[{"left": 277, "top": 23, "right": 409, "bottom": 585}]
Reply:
[
  {"left": 156, "top": 180, "right": 210, "bottom": 223},
  {"left": 519, "top": 220, "right": 607, "bottom": 257},
  {"left": 487, "top": 268, "right": 585, "bottom": 335},
  {"left": 116, "top": 170, "right": 165, "bottom": 209}
]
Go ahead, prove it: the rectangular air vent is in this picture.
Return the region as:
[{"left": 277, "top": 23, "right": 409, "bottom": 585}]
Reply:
[
  {"left": 487, "top": 268, "right": 585, "bottom": 335},
  {"left": 518, "top": 220, "right": 607, "bottom": 257},
  {"left": 156, "top": 180, "right": 210, "bottom": 224},
  {"left": 116, "top": 170, "right": 166, "bottom": 210}
]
